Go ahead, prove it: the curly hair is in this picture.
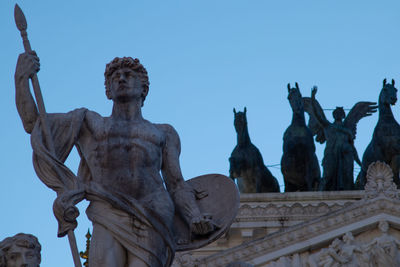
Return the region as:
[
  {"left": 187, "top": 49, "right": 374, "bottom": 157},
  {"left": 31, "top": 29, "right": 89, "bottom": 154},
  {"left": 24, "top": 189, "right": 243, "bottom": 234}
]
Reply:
[
  {"left": 0, "top": 233, "right": 41, "bottom": 267},
  {"left": 104, "top": 57, "right": 150, "bottom": 104}
]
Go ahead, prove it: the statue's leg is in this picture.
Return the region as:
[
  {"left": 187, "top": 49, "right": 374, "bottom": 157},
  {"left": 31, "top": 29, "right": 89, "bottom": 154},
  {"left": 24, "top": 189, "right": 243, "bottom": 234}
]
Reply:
[
  {"left": 127, "top": 254, "right": 148, "bottom": 267},
  {"left": 89, "top": 223, "right": 126, "bottom": 267}
]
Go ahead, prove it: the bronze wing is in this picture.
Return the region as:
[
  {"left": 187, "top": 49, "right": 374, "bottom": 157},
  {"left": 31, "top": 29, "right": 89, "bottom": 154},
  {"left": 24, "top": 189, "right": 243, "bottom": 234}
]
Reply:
[
  {"left": 303, "top": 97, "right": 327, "bottom": 144},
  {"left": 343, "top": 101, "right": 378, "bottom": 139}
]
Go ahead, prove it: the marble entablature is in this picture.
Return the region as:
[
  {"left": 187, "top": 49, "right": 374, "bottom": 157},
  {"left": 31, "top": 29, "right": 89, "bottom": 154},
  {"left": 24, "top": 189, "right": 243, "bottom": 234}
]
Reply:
[{"left": 173, "top": 162, "right": 400, "bottom": 267}]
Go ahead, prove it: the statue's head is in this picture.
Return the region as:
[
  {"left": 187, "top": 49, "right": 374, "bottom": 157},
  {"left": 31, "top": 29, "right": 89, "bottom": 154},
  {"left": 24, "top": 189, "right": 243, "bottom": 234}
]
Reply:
[
  {"left": 330, "top": 238, "right": 342, "bottom": 249},
  {"left": 378, "top": 220, "right": 389, "bottom": 233},
  {"left": 104, "top": 57, "right": 150, "bottom": 106},
  {"left": 0, "top": 233, "right": 41, "bottom": 267},
  {"left": 342, "top": 232, "right": 354, "bottom": 243},
  {"left": 332, "top": 107, "right": 345, "bottom": 121},
  {"left": 381, "top": 78, "right": 397, "bottom": 106},
  {"left": 287, "top": 83, "right": 303, "bottom": 113}
]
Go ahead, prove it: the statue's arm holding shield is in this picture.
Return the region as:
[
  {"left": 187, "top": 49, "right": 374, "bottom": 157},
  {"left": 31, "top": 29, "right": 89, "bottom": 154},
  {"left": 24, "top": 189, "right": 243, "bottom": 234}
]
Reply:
[{"left": 159, "top": 123, "right": 216, "bottom": 237}]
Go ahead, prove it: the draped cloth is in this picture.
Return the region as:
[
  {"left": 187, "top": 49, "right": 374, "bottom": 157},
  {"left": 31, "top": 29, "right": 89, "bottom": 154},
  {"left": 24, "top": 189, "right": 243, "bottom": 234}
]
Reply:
[{"left": 30, "top": 108, "right": 175, "bottom": 266}]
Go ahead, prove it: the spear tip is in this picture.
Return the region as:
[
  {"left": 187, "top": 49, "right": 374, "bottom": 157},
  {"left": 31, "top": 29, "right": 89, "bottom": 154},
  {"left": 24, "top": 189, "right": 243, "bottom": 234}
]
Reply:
[{"left": 14, "top": 4, "right": 27, "bottom": 32}]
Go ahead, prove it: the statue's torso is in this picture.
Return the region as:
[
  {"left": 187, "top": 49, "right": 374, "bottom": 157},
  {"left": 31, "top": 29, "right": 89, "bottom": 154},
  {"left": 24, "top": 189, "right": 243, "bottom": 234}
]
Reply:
[{"left": 77, "top": 111, "right": 167, "bottom": 200}]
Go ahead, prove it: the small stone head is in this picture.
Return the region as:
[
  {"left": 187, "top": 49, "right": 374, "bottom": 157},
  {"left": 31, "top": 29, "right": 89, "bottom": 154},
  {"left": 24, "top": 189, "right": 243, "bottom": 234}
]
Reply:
[
  {"left": 104, "top": 57, "right": 150, "bottom": 105},
  {"left": 342, "top": 232, "right": 354, "bottom": 244},
  {"left": 332, "top": 107, "right": 345, "bottom": 122},
  {"left": 378, "top": 220, "right": 389, "bottom": 233},
  {"left": 0, "top": 233, "right": 41, "bottom": 267},
  {"left": 381, "top": 78, "right": 397, "bottom": 106},
  {"left": 287, "top": 83, "right": 304, "bottom": 113},
  {"left": 330, "top": 238, "right": 342, "bottom": 250}
]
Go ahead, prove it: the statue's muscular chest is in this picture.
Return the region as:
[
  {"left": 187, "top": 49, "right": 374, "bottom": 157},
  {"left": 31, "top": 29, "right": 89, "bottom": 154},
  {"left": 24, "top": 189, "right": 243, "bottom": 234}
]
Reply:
[{"left": 81, "top": 116, "right": 165, "bottom": 171}]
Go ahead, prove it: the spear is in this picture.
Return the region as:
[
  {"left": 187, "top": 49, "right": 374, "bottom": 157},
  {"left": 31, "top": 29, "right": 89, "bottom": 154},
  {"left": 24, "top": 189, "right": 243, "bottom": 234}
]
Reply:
[{"left": 14, "top": 4, "right": 82, "bottom": 267}]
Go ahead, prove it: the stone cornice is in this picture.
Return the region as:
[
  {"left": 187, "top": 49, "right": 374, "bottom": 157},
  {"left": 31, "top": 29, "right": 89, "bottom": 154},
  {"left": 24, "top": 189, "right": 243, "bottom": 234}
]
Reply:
[
  {"left": 196, "top": 162, "right": 400, "bottom": 267},
  {"left": 198, "top": 197, "right": 400, "bottom": 266}
]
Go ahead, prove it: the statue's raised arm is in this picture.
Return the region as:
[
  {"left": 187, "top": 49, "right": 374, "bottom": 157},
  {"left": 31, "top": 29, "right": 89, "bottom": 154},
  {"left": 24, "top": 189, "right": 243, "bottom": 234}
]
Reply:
[
  {"left": 15, "top": 51, "right": 39, "bottom": 133},
  {"left": 303, "top": 86, "right": 327, "bottom": 144},
  {"left": 14, "top": 7, "right": 238, "bottom": 267}
]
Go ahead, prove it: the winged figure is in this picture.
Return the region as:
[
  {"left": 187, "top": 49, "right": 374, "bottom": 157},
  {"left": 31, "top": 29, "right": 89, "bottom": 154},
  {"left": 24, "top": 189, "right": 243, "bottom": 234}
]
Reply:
[{"left": 303, "top": 86, "right": 377, "bottom": 190}]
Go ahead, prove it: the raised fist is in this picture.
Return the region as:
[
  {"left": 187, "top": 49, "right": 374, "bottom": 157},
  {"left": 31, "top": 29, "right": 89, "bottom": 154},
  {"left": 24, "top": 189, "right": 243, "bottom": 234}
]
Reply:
[{"left": 15, "top": 51, "right": 40, "bottom": 80}]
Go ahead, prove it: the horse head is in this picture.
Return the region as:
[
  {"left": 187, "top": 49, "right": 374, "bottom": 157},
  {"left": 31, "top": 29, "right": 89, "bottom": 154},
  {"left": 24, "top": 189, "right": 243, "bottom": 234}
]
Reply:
[
  {"left": 287, "top": 82, "right": 304, "bottom": 114},
  {"left": 380, "top": 78, "right": 398, "bottom": 106},
  {"left": 233, "top": 107, "right": 247, "bottom": 134}
]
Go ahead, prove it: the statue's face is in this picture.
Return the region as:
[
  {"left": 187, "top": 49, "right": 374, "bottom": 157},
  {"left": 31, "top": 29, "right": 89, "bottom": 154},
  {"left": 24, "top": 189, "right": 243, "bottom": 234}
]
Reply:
[
  {"left": 379, "top": 221, "right": 389, "bottom": 233},
  {"left": 108, "top": 67, "right": 146, "bottom": 103},
  {"left": 333, "top": 108, "right": 345, "bottom": 121},
  {"left": 5, "top": 244, "right": 39, "bottom": 267}
]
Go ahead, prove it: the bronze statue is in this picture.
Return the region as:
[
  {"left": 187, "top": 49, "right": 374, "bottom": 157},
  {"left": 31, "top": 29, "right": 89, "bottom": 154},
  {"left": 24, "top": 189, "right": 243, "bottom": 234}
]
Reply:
[
  {"left": 0, "top": 233, "right": 41, "bottom": 267},
  {"left": 303, "top": 86, "right": 377, "bottom": 191},
  {"left": 281, "top": 83, "right": 320, "bottom": 192},
  {"left": 356, "top": 79, "right": 400, "bottom": 189},
  {"left": 229, "top": 107, "right": 280, "bottom": 193}
]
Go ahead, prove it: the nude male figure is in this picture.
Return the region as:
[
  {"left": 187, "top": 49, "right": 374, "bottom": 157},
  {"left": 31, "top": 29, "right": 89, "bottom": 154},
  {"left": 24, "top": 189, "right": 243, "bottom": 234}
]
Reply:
[{"left": 15, "top": 52, "right": 215, "bottom": 267}]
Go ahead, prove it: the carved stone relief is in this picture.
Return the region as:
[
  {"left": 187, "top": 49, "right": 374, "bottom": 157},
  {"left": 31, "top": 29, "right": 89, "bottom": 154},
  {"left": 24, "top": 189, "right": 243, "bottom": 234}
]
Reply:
[{"left": 266, "top": 221, "right": 400, "bottom": 267}]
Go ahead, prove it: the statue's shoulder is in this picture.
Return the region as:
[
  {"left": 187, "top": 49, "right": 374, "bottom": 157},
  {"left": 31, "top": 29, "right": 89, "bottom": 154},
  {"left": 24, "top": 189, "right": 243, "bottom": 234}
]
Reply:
[
  {"left": 83, "top": 109, "right": 104, "bottom": 120},
  {"left": 153, "top": 123, "right": 179, "bottom": 137},
  {"left": 153, "top": 123, "right": 181, "bottom": 148},
  {"left": 81, "top": 109, "right": 107, "bottom": 125},
  {"left": 77, "top": 109, "right": 107, "bottom": 135}
]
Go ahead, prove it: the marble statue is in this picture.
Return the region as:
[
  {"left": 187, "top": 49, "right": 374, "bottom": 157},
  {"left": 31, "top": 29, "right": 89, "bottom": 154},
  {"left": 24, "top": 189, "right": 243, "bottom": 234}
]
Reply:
[
  {"left": 281, "top": 83, "right": 321, "bottom": 192},
  {"left": 303, "top": 86, "right": 377, "bottom": 191},
  {"left": 226, "top": 262, "right": 254, "bottom": 267},
  {"left": 229, "top": 107, "right": 280, "bottom": 193},
  {"left": 364, "top": 220, "right": 400, "bottom": 266},
  {"left": 15, "top": 51, "right": 239, "bottom": 267},
  {"left": 356, "top": 79, "right": 400, "bottom": 189},
  {"left": 0, "top": 233, "right": 41, "bottom": 267}
]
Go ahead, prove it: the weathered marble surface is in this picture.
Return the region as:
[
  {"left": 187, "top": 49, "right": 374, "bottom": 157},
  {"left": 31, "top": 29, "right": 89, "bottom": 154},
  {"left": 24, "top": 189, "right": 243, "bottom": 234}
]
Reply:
[
  {"left": 15, "top": 53, "right": 239, "bottom": 267},
  {"left": 174, "top": 162, "right": 400, "bottom": 267},
  {"left": 0, "top": 233, "right": 41, "bottom": 267}
]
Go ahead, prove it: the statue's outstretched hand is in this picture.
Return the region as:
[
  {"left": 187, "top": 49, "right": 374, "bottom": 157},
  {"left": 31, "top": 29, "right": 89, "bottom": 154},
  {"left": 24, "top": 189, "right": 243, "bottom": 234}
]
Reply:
[
  {"left": 190, "top": 213, "right": 216, "bottom": 236},
  {"left": 16, "top": 51, "right": 40, "bottom": 80}
]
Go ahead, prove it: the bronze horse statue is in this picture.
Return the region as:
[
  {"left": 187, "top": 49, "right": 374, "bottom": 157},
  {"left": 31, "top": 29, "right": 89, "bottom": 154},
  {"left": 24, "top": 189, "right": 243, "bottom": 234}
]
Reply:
[
  {"left": 356, "top": 79, "right": 400, "bottom": 188},
  {"left": 281, "top": 83, "right": 321, "bottom": 191},
  {"left": 229, "top": 107, "right": 280, "bottom": 193}
]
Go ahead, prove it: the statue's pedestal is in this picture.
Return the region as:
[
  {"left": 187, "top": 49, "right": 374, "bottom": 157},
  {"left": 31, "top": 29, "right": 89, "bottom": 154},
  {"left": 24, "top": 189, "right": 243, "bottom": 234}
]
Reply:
[{"left": 173, "top": 162, "right": 400, "bottom": 267}]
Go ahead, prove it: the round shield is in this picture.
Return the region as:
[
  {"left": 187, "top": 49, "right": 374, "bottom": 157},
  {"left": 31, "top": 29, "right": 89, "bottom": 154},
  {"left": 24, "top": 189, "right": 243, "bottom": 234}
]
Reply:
[{"left": 173, "top": 174, "right": 240, "bottom": 251}]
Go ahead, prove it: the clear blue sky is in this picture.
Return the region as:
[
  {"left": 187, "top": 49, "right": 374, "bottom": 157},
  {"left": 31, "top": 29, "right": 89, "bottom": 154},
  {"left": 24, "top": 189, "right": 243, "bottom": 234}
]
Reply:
[{"left": 1, "top": 1, "right": 400, "bottom": 266}]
